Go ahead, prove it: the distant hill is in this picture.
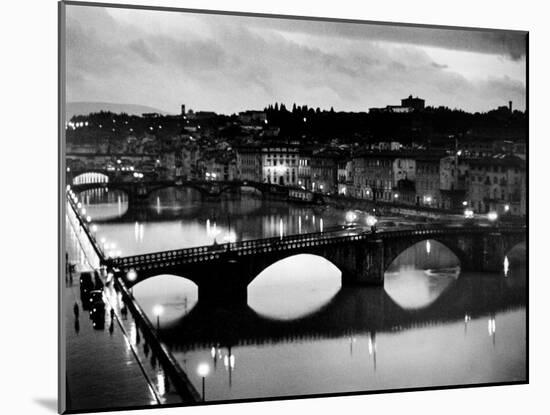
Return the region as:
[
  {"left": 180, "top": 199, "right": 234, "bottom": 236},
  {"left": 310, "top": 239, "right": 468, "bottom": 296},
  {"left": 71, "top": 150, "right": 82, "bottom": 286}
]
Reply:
[{"left": 66, "top": 102, "right": 169, "bottom": 118}]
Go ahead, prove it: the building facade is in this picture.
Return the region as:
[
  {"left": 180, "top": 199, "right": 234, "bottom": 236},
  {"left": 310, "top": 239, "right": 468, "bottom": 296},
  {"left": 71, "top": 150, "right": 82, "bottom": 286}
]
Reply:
[
  {"left": 236, "top": 146, "right": 262, "bottom": 182},
  {"left": 467, "top": 155, "right": 525, "bottom": 216},
  {"left": 310, "top": 149, "right": 340, "bottom": 193},
  {"left": 416, "top": 156, "right": 442, "bottom": 207},
  {"left": 261, "top": 145, "right": 299, "bottom": 186},
  {"left": 352, "top": 152, "right": 395, "bottom": 201}
]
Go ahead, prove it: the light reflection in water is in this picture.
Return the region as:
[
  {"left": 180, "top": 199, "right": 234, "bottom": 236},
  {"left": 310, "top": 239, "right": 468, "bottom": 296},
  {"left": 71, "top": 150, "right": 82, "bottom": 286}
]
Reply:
[
  {"left": 157, "top": 371, "right": 166, "bottom": 396},
  {"left": 133, "top": 275, "right": 199, "bottom": 323},
  {"left": 384, "top": 239, "right": 460, "bottom": 310},
  {"left": 80, "top": 188, "right": 128, "bottom": 220},
  {"left": 504, "top": 256, "right": 510, "bottom": 277},
  {"left": 79, "top": 191, "right": 526, "bottom": 401},
  {"left": 488, "top": 316, "right": 496, "bottom": 336},
  {"left": 89, "top": 191, "right": 349, "bottom": 255}
]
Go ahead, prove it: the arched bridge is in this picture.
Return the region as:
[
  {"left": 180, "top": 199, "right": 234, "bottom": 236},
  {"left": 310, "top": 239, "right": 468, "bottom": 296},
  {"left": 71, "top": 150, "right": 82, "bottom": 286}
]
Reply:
[
  {"left": 107, "top": 224, "right": 525, "bottom": 308},
  {"left": 69, "top": 178, "right": 291, "bottom": 203},
  {"left": 66, "top": 192, "right": 525, "bottom": 309}
]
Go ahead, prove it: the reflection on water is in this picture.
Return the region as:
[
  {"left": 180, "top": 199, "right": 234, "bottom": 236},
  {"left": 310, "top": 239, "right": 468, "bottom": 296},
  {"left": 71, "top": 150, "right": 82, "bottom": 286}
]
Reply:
[
  {"left": 81, "top": 188, "right": 128, "bottom": 220},
  {"left": 384, "top": 268, "right": 459, "bottom": 310},
  {"left": 384, "top": 239, "right": 461, "bottom": 310},
  {"left": 80, "top": 189, "right": 526, "bottom": 402},
  {"left": 248, "top": 254, "right": 341, "bottom": 320},
  {"left": 133, "top": 275, "right": 199, "bottom": 324},
  {"left": 81, "top": 187, "right": 361, "bottom": 256}
]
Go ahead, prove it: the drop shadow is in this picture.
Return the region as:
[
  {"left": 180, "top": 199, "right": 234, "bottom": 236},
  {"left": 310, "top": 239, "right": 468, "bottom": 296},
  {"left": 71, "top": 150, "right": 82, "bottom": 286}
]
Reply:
[{"left": 34, "top": 398, "right": 57, "bottom": 413}]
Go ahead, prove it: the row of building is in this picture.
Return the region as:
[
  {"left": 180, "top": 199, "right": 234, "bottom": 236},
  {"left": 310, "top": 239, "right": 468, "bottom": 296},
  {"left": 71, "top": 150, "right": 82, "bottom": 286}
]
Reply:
[
  {"left": 235, "top": 144, "right": 526, "bottom": 216},
  {"left": 67, "top": 135, "right": 526, "bottom": 217}
]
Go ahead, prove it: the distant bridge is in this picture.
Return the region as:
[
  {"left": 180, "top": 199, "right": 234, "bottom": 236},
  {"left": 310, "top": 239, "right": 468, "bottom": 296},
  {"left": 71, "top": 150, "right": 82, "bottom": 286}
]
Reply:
[
  {"left": 70, "top": 179, "right": 288, "bottom": 202},
  {"left": 68, "top": 169, "right": 320, "bottom": 205}
]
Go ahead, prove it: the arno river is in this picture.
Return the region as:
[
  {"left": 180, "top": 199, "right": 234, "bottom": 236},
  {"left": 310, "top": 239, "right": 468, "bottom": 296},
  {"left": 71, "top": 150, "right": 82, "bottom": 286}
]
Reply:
[{"left": 80, "top": 187, "right": 526, "bottom": 401}]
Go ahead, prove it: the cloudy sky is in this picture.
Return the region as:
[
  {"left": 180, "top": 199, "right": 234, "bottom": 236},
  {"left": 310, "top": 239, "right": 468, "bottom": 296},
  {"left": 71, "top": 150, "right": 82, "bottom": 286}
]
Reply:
[{"left": 65, "top": 4, "right": 527, "bottom": 114}]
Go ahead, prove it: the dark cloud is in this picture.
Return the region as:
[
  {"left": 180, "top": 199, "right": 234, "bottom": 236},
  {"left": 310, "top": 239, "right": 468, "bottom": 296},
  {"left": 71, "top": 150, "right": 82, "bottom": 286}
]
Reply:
[
  {"left": 237, "top": 16, "right": 527, "bottom": 61},
  {"left": 128, "top": 39, "right": 159, "bottom": 64},
  {"left": 431, "top": 62, "right": 448, "bottom": 69}
]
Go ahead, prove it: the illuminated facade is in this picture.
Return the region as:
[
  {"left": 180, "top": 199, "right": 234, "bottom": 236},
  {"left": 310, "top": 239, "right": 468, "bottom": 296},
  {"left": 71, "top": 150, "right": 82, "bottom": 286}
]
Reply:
[{"left": 261, "top": 145, "right": 299, "bottom": 186}]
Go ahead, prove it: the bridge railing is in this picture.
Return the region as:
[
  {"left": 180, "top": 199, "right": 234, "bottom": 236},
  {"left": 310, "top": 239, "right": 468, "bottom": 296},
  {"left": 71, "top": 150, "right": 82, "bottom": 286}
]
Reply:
[
  {"left": 110, "top": 226, "right": 351, "bottom": 269},
  {"left": 66, "top": 191, "right": 107, "bottom": 263},
  {"left": 110, "top": 223, "right": 525, "bottom": 270}
]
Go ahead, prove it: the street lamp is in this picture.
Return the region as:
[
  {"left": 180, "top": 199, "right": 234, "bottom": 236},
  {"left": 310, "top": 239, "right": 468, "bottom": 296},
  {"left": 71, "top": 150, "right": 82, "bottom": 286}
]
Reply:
[
  {"left": 487, "top": 211, "right": 498, "bottom": 223},
  {"left": 346, "top": 211, "right": 357, "bottom": 223},
  {"left": 126, "top": 268, "right": 137, "bottom": 282},
  {"left": 366, "top": 215, "right": 377, "bottom": 227},
  {"left": 153, "top": 305, "right": 164, "bottom": 330},
  {"left": 197, "top": 363, "right": 210, "bottom": 401}
]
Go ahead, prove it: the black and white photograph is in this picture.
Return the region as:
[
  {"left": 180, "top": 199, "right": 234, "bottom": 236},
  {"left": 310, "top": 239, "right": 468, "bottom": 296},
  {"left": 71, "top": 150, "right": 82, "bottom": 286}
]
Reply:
[{"left": 59, "top": 1, "right": 527, "bottom": 413}]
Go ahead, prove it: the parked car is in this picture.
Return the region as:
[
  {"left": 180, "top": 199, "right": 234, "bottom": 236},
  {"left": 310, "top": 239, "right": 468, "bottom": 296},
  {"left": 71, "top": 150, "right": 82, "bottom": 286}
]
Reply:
[
  {"left": 88, "top": 290, "right": 104, "bottom": 310},
  {"left": 79, "top": 272, "right": 94, "bottom": 295},
  {"left": 91, "top": 309, "right": 105, "bottom": 330},
  {"left": 93, "top": 270, "right": 104, "bottom": 290},
  {"left": 79, "top": 272, "right": 95, "bottom": 310},
  {"left": 89, "top": 290, "right": 105, "bottom": 320}
]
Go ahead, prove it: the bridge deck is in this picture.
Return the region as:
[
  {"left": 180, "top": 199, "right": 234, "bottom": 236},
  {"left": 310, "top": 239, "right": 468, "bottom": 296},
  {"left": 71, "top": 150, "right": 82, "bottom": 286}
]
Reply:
[
  {"left": 67, "top": 190, "right": 525, "bottom": 278},
  {"left": 110, "top": 223, "right": 525, "bottom": 271}
]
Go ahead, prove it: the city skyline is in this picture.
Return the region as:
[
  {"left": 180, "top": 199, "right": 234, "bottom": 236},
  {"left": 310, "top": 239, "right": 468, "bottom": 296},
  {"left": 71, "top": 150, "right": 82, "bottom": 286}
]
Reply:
[{"left": 66, "top": 5, "right": 526, "bottom": 115}]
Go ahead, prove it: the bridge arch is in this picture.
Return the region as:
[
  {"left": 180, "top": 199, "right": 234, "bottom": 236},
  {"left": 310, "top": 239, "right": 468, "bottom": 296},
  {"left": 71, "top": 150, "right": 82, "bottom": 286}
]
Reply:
[
  {"left": 385, "top": 238, "right": 462, "bottom": 273},
  {"left": 146, "top": 185, "right": 206, "bottom": 207},
  {"left": 383, "top": 236, "right": 468, "bottom": 272},
  {"left": 131, "top": 273, "right": 199, "bottom": 322},
  {"left": 218, "top": 183, "right": 265, "bottom": 197},
  {"left": 504, "top": 240, "right": 526, "bottom": 259},
  {"left": 71, "top": 182, "right": 131, "bottom": 201},
  {"left": 144, "top": 183, "right": 211, "bottom": 200},
  {"left": 247, "top": 253, "right": 342, "bottom": 320},
  {"left": 73, "top": 171, "right": 110, "bottom": 185}
]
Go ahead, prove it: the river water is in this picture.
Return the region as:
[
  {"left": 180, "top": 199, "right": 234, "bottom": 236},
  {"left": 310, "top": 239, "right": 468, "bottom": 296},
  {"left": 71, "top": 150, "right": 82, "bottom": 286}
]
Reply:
[{"left": 80, "top": 187, "right": 526, "bottom": 401}]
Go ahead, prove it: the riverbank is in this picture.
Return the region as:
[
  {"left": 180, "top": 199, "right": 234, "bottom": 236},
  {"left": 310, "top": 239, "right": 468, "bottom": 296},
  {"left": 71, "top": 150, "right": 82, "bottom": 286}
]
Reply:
[{"left": 64, "top": 215, "right": 188, "bottom": 411}]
